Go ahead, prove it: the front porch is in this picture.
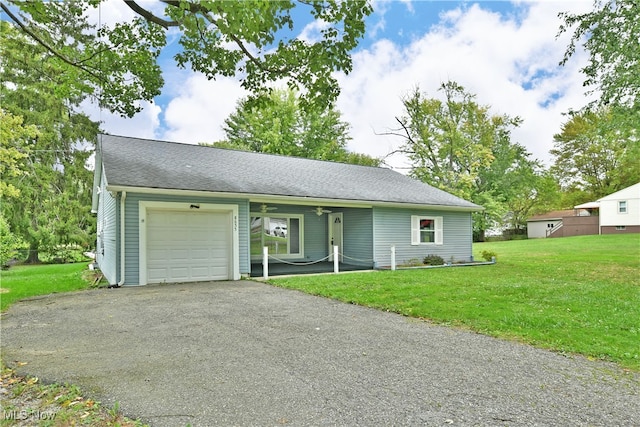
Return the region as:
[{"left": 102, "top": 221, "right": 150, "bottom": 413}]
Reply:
[
  {"left": 249, "top": 202, "right": 375, "bottom": 277},
  {"left": 250, "top": 261, "right": 373, "bottom": 277}
]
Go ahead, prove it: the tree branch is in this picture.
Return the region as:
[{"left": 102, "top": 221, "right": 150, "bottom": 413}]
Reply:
[
  {"left": 0, "top": 2, "right": 102, "bottom": 81},
  {"left": 123, "top": 0, "right": 178, "bottom": 29},
  {"left": 160, "top": 0, "right": 292, "bottom": 76}
]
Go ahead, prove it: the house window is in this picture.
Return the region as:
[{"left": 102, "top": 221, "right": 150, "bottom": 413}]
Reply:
[
  {"left": 618, "top": 201, "right": 627, "bottom": 214},
  {"left": 616, "top": 226, "right": 626, "bottom": 231},
  {"left": 250, "top": 214, "right": 303, "bottom": 258},
  {"left": 411, "top": 216, "right": 443, "bottom": 245}
]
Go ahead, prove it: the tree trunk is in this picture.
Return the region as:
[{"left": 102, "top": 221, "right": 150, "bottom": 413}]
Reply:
[{"left": 26, "top": 246, "right": 40, "bottom": 264}]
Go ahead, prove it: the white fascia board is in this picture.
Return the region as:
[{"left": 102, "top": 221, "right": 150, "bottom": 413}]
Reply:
[
  {"left": 370, "top": 201, "right": 483, "bottom": 213},
  {"left": 106, "top": 185, "right": 480, "bottom": 212}
]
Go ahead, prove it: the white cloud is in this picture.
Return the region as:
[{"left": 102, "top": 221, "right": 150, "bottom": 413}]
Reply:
[
  {"left": 85, "top": 0, "right": 166, "bottom": 27},
  {"left": 84, "top": 99, "right": 161, "bottom": 140},
  {"left": 298, "top": 19, "right": 330, "bottom": 43},
  {"left": 336, "top": 1, "right": 594, "bottom": 169},
  {"left": 162, "top": 74, "right": 248, "bottom": 144}
]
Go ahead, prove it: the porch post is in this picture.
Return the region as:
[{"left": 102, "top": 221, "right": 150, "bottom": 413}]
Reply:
[
  {"left": 391, "top": 245, "right": 396, "bottom": 271},
  {"left": 333, "top": 245, "right": 339, "bottom": 273},
  {"left": 263, "top": 246, "right": 269, "bottom": 280}
]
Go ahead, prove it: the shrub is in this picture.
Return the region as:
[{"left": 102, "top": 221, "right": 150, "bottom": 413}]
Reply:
[
  {"left": 480, "top": 250, "right": 497, "bottom": 262},
  {"left": 423, "top": 254, "right": 445, "bottom": 266},
  {"left": 39, "top": 245, "right": 90, "bottom": 264}
]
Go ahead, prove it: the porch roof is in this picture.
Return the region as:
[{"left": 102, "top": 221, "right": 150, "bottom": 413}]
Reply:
[{"left": 97, "top": 134, "right": 481, "bottom": 211}]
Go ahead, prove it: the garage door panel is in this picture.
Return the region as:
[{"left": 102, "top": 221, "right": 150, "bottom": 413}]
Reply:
[
  {"left": 191, "top": 267, "right": 211, "bottom": 280},
  {"left": 148, "top": 267, "right": 168, "bottom": 281},
  {"left": 146, "top": 209, "right": 231, "bottom": 284}
]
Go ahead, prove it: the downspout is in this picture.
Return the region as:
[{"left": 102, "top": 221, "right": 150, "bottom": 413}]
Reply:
[{"left": 117, "top": 191, "right": 127, "bottom": 287}]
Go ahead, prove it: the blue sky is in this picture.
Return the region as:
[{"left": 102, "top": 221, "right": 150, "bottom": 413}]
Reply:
[{"left": 87, "top": 1, "right": 595, "bottom": 169}]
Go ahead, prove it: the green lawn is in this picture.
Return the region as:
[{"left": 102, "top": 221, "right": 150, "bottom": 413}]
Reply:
[
  {"left": 271, "top": 234, "right": 640, "bottom": 370},
  {"left": 0, "top": 263, "right": 91, "bottom": 312}
]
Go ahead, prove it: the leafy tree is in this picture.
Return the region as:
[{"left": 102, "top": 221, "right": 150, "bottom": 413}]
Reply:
[
  {"left": 0, "top": 109, "right": 38, "bottom": 199},
  {"left": 559, "top": 0, "right": 640, "bottom": 109},
  {"left": 2, "top": 0, "right": 372, "bottom": 115},
  {"left": 212, "top": 89, "right": 380, "bottom": 166},
  {"left": 1, "top": 21, "right": 98, "bottom": 263},
  {"left": 391, "top": 82, "right": 546, "bottom": 240},
  {"left": 550, "top": 108, "right": 639, "bottom": 200}
]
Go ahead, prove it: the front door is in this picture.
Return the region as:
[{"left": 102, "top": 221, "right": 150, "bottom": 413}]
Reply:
[{"left": 328, "top": 212, "right": 343, "bottom": 262}]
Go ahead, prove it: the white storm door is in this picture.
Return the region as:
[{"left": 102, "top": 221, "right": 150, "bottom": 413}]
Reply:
[{"left": 328, "top": 212, "right": 343, "bottom": 262}]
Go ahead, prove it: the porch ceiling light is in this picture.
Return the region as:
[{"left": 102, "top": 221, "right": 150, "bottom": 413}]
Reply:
[
  {"left": 260, "top": 204, "right": 277, "bottom": 213},
  {"left": 313, "top": 206, "right": 332, "bottom": 216}
]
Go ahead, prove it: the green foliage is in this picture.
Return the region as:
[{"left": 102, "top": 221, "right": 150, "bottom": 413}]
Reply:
[
  {"left": 213, "top": 88, "right": 380, "bottom": 165},
  {"left": 396, "top": 81, "right": 547, "bottom": 239},
  {"left": 0, "top": 214, "right": 28, "bottom": 268},
  {"left": 559, "top": 0, "right": 640, "bottom": 109},
  {"left": 480, "top": 250, "right": 497, "bottom": 262},
  {"left": 272, "top": 234, "right": 640, "bottom": 370},
  {"left": 551, "top": 108, "right": 639, "bottom": 200},
  {"left": 0, "top": 109, "right": 38, "bottom": 199},
  {"left": 1, "top": 22, "right": 98, "bottom": 263},
  {"left": 38, "top": 244, "right": 91, "bottom": 264},
  {"left": 4, "top": 0, "right": 373, "bottom": 114},
  {"left": 1, "top": 3, "right": 163, "bottom": 117},
  {"left": 423, "top": 254, "right": 445, "bottom": 266}
]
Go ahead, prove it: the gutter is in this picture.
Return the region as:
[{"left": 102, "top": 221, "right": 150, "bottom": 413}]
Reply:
[
  {"left": 115, "top": 191, "right": 126, "bottom": 287},
  {"left": 105, "top": 185, "right": 483, "bottom": 213}
]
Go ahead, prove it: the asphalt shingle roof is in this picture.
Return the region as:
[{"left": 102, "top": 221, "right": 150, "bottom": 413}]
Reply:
[{"left": 98, "top": 134, "right": 481, "bottom": 210}]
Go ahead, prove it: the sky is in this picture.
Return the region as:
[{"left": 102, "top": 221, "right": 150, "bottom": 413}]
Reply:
[{"left": 85, "top": 0, "right": 595, "bottom": 170}]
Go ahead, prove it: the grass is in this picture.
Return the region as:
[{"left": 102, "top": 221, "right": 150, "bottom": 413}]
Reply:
[
  {"left": 271, "top": 234, "right": 640, "bottom": 370},
  {"left": 0, "top": 263, "right": 94, "bottom": 312}
]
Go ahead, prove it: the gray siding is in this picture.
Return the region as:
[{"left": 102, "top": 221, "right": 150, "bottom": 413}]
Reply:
[
  {"left": 343, "top": 208, "right": 374, "bottom": 266},
  {"left": 373, "top": 207, "right": 473, "bottom": 267},
  {"left": 123, "top": 193, "right": 249, "bottom": 285},
  {"left": 96, "top": 168, "right": 118, "bottom": 285}
]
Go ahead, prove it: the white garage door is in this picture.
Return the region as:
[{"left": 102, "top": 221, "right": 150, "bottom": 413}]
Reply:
[{"left": 146, "top": 209, "right": 231, "bottom": 283}]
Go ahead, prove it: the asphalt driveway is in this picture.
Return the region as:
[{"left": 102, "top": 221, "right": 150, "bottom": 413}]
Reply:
[{"left": 1, "top": 280, "right": 638, "bottom": 426}]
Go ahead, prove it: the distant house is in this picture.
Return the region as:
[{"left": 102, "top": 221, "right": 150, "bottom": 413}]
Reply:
[
  {"left": 527, "top": 182, "right": 640, "bottom": 238},
  {"left": 91, "top": 134, "right": 482, "bottom": 286},
  {"left": 526, "top": 209, "right": 598, "bottom": 239}
]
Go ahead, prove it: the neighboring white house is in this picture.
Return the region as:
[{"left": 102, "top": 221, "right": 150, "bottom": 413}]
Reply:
[
  {"left": 597, "top": 182, "right": 640, "bottom": 234},
  {"left": 527, "top": 182, "right": 640, "bottom": 238}
]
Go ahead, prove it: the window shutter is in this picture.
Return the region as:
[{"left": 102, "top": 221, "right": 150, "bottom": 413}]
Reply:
[
  {"left": 435, "top": 217, "right": 443, "bottom": 245},
  {"left": 411, "top": 215, "right": 420, "bottom": 245}
]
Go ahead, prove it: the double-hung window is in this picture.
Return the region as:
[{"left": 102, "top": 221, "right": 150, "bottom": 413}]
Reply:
[
  {"left": 411, "top": 216, "right": 443, "bottom": 245},
  {"left": 618, "top": 201, "right": 627, "bottom": 214},
  {"left": 250, "top": 214, "right": 303, "bottom": 258}
]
